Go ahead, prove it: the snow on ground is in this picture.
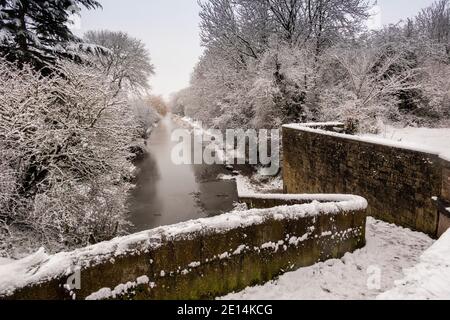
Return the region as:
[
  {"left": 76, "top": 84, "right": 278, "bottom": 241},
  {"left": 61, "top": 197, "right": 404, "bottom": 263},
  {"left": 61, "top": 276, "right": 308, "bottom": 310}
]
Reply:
[
  {"left": 221, "top": 217, "right": 434, "bottom": 300},
  {"left": 219, "top": 171, "right": 283, "bottom": 197},
  {"left": 0, "top": 258, "right": 13, "bottom": 266},
  {"left": 362, "top": 125, "right": 450, "bottom": 161},
  {"left": 379, "top": 229, "right": 450, "bottom": 300}
]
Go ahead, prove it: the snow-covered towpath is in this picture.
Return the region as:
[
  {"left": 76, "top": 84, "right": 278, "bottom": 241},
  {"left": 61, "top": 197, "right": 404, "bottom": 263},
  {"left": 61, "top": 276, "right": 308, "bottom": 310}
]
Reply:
[{"left": 221, "top": 217, "right": 434, "bottom": 300}]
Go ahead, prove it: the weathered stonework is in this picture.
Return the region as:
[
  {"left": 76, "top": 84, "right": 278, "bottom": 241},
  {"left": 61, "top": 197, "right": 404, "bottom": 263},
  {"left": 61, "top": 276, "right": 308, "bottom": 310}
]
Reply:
[
  {"left": 283, "top": 126, "right": 448, "bottom": 237},
  {"left": 240, "top": 197, "right": 312, "bottom": 209},
  {"left": 438, "top": 213, "right": 450, "bottom": 239},
  {"left": 1, "top": 196, "right": 366, "bottom": 300},
  {"left": 442, "top": 160, "right": 450, "bottom": 202},
  {"left": 437, "top": 159, "right": 450, "bottom": 237}
]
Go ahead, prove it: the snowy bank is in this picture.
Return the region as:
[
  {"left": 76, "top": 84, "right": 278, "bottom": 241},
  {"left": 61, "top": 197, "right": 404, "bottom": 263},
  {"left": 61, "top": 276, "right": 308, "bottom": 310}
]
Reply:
[{"left": 378, "top": 228, "right": 450, "bottom": 300}]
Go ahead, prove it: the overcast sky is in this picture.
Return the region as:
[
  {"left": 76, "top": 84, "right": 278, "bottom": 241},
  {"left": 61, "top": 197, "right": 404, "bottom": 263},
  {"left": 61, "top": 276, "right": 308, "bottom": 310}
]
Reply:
[{"left": 77, "top": 0, "right": 437, "bottom": 99}]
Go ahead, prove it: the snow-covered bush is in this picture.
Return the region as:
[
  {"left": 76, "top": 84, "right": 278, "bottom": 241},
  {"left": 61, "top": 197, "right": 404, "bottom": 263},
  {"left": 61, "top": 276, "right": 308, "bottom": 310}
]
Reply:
[
  {"left": 0, "top": 163, "right": 17, "bottom": 217},
  {"left": 183, "top": 41, "right": 317, "bottom": 130},
  {"left": 130, "top": 98, "right": 160, "bottom": 140},
  {"left": 184, "top": 50, "right": 255, "bottom": 130},
  {"left": 415, "top": 59, "right": 450, "bottom": 126},
  {"left": 249, "top": 42, "right": 318, "bottom": 129},
  {"left": 180, "top": 0, "right": 450, "bottom": 133},
  {"left": 318, "top": 41, "right": 417, "bottom": 133},
  {"left": 169, "top": 88, "right": 190, "bottom": 116},
  {"left": 0, "top": 59, "right": 136, "bottom": 255}
]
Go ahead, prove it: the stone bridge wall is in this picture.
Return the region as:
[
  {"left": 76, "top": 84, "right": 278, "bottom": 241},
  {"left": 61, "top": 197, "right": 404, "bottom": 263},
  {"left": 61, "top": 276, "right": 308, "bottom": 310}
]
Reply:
[
  {"left": 0, "top": 195, "right": 367, "bottom": 300},
  {"left": 283, "top": 125, "right": 450, "bottom": 238},
  {"left": 438, "top": 158, "right": 450, "bottom": 237}
]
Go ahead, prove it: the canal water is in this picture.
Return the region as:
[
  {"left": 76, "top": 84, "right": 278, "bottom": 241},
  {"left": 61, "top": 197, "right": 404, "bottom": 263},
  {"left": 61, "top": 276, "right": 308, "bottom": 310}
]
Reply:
[{"left": 129, "top": 117, "right": 239, "bottom": 232}]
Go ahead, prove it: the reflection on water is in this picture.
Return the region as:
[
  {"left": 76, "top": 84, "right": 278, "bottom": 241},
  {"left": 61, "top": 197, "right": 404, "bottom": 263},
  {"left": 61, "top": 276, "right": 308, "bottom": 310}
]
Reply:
[{"left": 129, "top": 117, "right": 238, "bottom": 232}]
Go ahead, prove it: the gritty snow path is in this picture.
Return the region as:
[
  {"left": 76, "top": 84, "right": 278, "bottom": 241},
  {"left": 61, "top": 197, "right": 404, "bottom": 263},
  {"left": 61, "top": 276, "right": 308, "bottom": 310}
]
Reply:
[{"left": 221, "top": 217, "right": 434, "bottom": 300}]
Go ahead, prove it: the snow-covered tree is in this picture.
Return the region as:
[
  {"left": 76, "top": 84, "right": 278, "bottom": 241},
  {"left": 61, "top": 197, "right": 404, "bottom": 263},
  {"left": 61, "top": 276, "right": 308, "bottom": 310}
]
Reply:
[
  {"left": 264, "top": 0, "right": 371, "bottom": 49},
  {"left": 184, "top": 0, "right": 373, "bottom": 130},
  {"left": 146, "top": 95, "right": 168, "bottom": 117},
  {"left": 130, "top": 98, "right": 160, "bottom": 140},
  {"left": 84, "top": 30, "right": 155, "bottom": 92},
  {"left": 169, "top": 88, "right": 191, "bottom": 116},
  {"left": 318, "top": 37, "right": 421, "bottom": 132},
  {"left": 0, "top": 58, "right": 136, "bottom": 253},
  {"left": 198, "top": 0, "right": 371, "bottom": 62},
  {"left": 249, "top": 41, "right": 318, "bottom": 128},
  {"left": 0, "top": 0, "right": 102, "bottom": 72},
  {"left": 415, "top": 0, "right": 450, "bottom": 56},
  {"left": 182, "top": 0, "right": 450, "bottom": 131}
]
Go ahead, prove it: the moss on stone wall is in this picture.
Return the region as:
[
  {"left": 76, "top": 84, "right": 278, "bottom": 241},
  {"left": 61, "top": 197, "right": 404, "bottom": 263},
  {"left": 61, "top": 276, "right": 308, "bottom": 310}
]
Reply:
[{"left": 4, "top": 207, "right": 366, "bottom": 300}]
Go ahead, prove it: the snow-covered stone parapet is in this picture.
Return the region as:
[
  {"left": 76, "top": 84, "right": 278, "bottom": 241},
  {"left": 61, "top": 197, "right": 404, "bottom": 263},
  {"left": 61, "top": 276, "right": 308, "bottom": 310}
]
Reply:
[
  {"left": 284, "top": 124, "right": 449, "bottom": 159},
  {"left": 295, "top": 122, "right": 345, "bottom": 133},
  {"left": 378, "top": 228, "right": 450, "bottom": 300},
  {"left": 240, "top": 193, "right": 368, "bottom": 213},
  {"left": 283, "top": 124, "right": 449, "bottom": 237},
  {"left": 0, "top": 194, "right": 367, "bottom": 300}
]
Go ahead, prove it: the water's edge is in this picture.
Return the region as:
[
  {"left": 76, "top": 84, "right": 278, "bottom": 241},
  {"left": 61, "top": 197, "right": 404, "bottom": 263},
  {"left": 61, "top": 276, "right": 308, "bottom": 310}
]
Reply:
[{"left": 128, "top": 117, "right": 239, "bottom": 232}]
